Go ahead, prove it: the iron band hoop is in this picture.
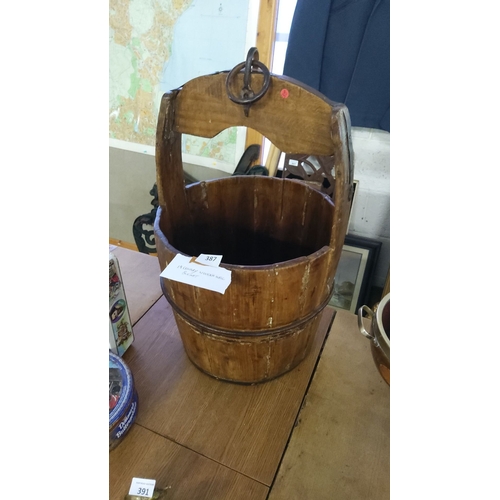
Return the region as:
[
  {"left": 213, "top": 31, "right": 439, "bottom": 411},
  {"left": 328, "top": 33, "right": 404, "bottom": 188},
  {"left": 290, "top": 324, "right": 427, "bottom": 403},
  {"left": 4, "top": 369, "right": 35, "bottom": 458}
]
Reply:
[
  {"left": 225, "top": 51, "right": 271, "bottom": 106},
  {"left": 160, "top": 276, "right": 335, "bottom": 339}
]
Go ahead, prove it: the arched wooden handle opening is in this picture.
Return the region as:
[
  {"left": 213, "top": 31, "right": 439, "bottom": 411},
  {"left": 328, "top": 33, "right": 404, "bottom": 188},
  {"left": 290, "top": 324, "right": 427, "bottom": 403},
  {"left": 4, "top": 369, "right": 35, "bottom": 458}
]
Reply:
[{"left": 155, "top": 71, "right": 353, "bottom": 271}]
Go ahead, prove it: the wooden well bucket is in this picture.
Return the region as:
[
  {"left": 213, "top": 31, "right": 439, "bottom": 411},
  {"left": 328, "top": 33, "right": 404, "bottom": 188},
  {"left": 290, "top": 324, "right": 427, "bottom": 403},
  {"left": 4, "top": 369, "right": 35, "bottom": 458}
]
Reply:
[{"left": 154, "top": 55, "right": 353, "bottom": 384}]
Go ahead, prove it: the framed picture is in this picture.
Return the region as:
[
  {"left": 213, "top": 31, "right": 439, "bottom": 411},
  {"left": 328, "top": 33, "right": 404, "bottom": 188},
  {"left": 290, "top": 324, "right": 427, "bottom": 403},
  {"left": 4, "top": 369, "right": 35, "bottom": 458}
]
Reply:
[{"left": 329, "top": 235, "right": 382, "bottom": 313}]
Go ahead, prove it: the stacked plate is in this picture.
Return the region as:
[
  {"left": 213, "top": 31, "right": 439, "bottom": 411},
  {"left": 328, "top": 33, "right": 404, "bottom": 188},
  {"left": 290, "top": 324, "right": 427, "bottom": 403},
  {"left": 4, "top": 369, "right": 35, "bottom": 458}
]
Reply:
[{"left": 109, "top": 351, "right": 139, "bottom": 451}]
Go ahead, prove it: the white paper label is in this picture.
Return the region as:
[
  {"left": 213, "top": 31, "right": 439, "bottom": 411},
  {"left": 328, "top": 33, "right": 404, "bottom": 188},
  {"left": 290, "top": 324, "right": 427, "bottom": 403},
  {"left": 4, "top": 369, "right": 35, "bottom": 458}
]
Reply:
[
  {"left": 160, "top": 254, "right": 231, "bottom": 294},
  {"left": 129, "top": 477, "right": 156, "bottom": 498},
  {"left": 195, "top": 254, "right": 222, "bottom": 267}
]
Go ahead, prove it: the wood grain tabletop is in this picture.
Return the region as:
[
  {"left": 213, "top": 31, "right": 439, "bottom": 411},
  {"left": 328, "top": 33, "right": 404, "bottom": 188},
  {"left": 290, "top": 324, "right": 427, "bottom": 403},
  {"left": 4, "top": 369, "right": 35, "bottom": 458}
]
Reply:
[
  {"left": 268, "top": 309, "right": 390, "bottom": 500},
  {"left": 109, "top": 424, "right": 269, "bottom": 500},
  {"left": 120, "top": 297, "right": 334, "bottom": 486}
]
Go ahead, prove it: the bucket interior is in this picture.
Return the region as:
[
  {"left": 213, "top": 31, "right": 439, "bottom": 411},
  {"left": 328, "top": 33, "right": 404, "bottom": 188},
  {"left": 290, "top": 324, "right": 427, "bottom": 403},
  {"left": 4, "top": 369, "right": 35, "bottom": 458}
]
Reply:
[{"left": 159, "top": 176, "right": 335, "bottom": 266}]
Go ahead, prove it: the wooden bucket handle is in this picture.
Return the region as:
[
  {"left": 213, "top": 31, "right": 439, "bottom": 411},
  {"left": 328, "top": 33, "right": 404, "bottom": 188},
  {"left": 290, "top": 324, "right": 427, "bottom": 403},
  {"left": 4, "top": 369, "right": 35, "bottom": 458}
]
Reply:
[{"left": 155, "top": 69, "right": 354, "bottom": 269}]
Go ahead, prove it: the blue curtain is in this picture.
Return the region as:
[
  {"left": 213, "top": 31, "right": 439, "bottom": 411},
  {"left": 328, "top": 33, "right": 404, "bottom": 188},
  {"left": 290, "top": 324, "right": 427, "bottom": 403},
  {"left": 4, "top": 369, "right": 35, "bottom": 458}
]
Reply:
[{"left": 283, "top": 0, "right": 390, "bottom": 132}]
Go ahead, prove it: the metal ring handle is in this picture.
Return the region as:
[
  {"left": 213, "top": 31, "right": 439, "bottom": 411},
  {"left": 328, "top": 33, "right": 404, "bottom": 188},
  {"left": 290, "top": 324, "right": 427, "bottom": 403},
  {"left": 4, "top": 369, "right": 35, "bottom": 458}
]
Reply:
[
  {"left": 244, "top": 47, "right": 259, "bottom": 90},
  {"left": 225, "top": 60, "right": 271, "bottom": 105},
  {"left": 358, "top": 305, "right": 375, "bottom": 340}
]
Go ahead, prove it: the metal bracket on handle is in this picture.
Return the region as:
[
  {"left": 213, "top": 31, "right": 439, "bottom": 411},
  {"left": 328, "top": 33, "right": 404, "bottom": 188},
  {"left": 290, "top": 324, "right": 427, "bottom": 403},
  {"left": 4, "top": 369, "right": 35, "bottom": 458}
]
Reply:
[{"left": 226, "top": 47, "right": 271, "bottom": 117}]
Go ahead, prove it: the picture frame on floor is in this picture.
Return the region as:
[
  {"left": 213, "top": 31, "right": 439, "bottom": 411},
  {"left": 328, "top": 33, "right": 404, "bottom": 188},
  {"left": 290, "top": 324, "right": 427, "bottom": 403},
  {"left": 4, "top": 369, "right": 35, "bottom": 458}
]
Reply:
[{"left": 329, "top": 235, "right": 382, "bottom": 314}]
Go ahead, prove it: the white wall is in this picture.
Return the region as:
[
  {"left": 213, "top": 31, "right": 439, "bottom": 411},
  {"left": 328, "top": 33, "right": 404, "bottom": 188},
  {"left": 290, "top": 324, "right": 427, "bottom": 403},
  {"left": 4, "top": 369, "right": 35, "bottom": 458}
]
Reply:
[
  {"left": 348, "top": 127, "right": 390, "bottom": 288},
  {"left": 109, "top": 147, "right": 156, "bottom": 244}
]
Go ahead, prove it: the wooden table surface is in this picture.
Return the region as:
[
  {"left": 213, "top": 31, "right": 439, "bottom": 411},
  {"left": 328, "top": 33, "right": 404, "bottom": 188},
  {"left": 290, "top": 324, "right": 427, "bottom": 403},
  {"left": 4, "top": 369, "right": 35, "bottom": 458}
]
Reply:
[
  {"left": 268, "top": 309, "right": 390, "bottom": 500},
  {"left": 109, "top": 247, "right": 389, "bottom": 499}
]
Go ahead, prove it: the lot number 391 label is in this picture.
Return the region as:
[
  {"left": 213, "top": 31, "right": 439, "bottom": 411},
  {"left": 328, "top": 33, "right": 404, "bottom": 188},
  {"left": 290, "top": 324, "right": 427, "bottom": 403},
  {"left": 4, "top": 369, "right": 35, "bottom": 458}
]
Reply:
[{"left": 129, "top": 477, "right": 156, "bottom": 498}]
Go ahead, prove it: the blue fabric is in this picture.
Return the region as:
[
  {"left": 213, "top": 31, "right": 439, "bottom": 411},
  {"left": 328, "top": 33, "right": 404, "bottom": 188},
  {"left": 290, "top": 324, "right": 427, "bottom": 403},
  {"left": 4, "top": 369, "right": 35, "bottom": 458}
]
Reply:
[{"left": 283, "top": 0, "right": 390, "bottom": 132}]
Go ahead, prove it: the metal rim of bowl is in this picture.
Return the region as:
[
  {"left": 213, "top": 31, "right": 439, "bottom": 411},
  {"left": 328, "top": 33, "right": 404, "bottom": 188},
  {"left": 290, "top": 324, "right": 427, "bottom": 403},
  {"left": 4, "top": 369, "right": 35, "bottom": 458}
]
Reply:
[{"left": 376, "top": 293, "right": 390, "bottom": 348}]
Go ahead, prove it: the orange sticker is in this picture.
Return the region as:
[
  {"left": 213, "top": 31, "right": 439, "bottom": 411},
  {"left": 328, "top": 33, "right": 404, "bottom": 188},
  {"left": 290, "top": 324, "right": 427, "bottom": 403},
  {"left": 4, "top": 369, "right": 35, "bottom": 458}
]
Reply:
[{"left": 281, "top": 88, "right": 289, "bottom": 98}]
